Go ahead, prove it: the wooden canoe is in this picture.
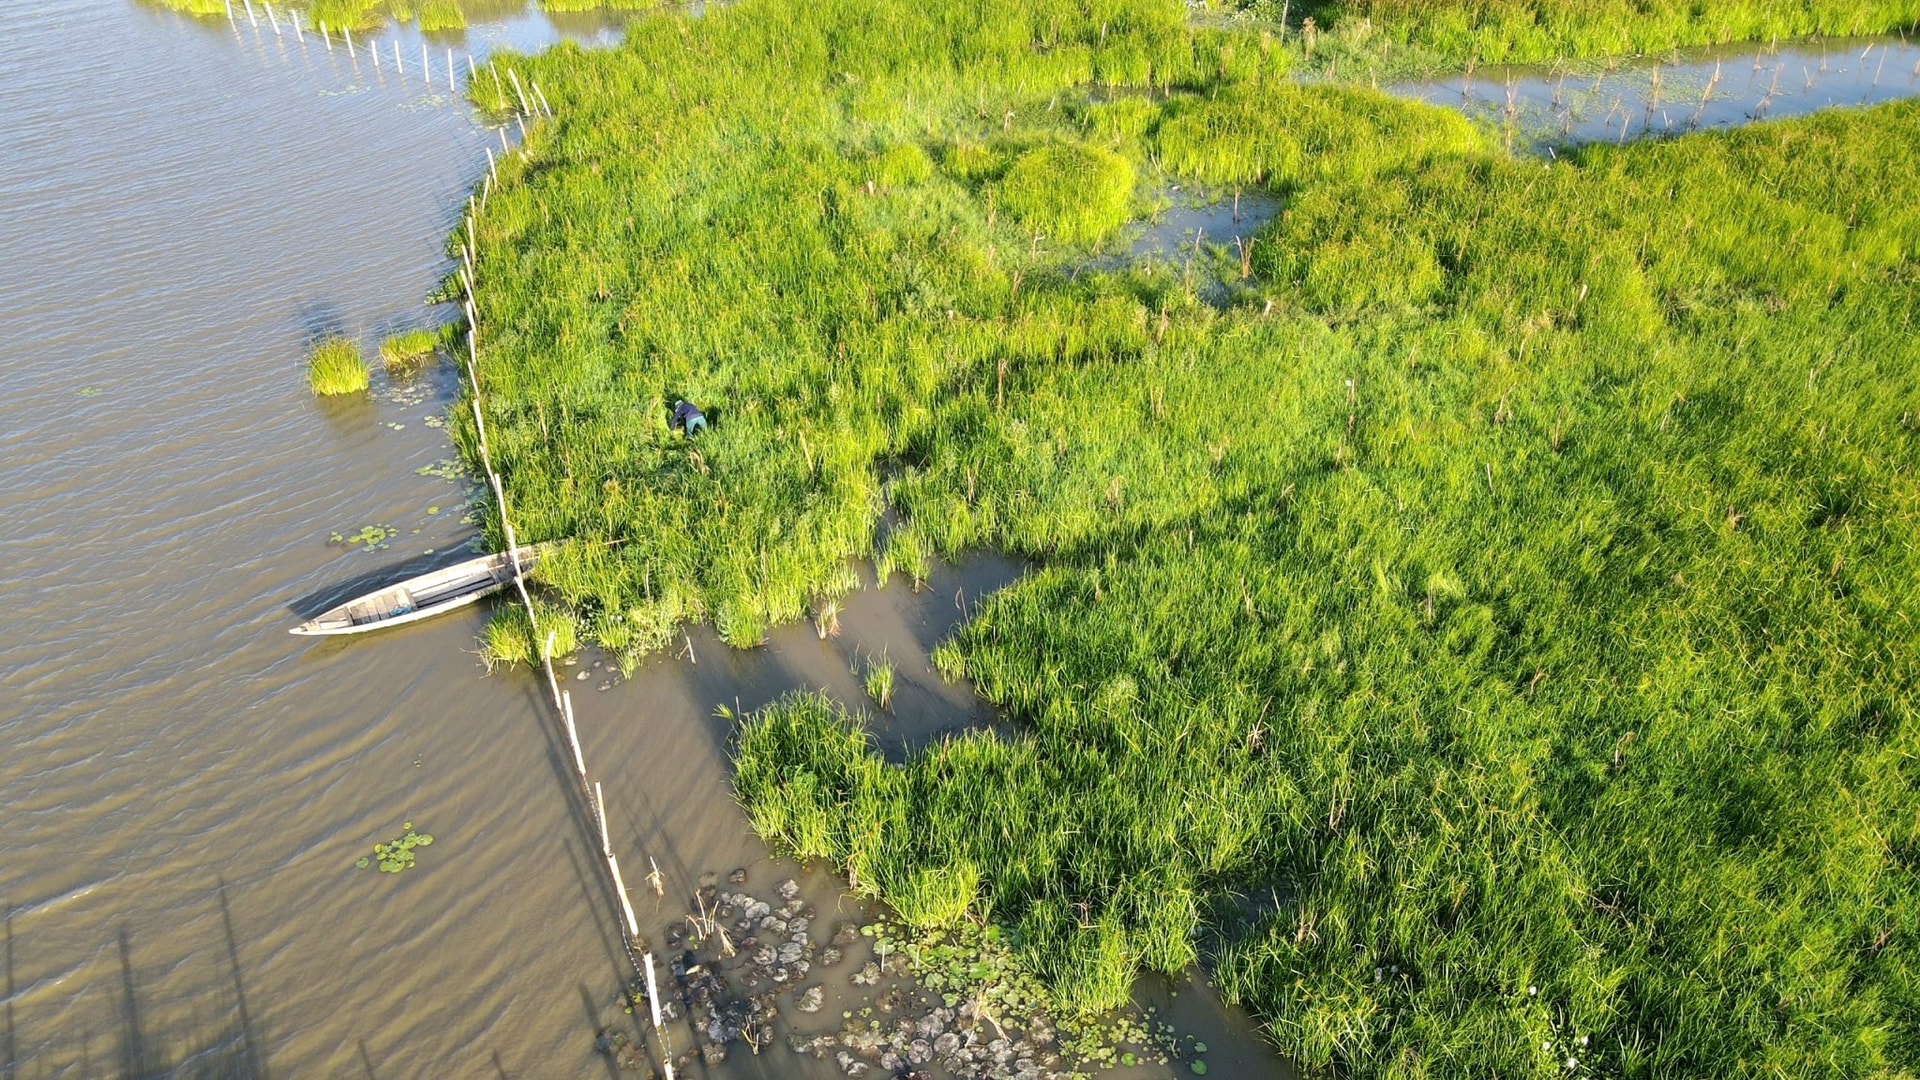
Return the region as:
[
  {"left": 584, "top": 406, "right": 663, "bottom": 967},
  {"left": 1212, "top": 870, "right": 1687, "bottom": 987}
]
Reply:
[{"left": 289, "top": 545, "right": 542, "bottom": 636}]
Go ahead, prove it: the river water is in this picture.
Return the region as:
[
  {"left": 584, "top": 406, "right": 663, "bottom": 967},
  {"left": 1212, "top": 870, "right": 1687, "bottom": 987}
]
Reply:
[{"left": 0, "top": 3, "right": 1284, "bottom": 1077}]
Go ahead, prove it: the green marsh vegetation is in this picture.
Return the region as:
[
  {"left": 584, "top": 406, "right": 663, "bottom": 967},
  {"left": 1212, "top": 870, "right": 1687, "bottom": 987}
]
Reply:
[
  {"left": 306, "top": 334, "right": 369, "bottom": 395},
  {"left": 379, "top": 327, "right": 438, "bottom": 374},
  {"left": 463, "top": 0, "right": 1919, "bottom": 1074}
]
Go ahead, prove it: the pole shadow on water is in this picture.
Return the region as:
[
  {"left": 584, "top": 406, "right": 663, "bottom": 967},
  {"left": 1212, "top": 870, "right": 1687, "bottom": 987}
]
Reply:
[
  {"left": 112, "top": 911, "right": 268, "bottom": 1080},
  {"left": 5, "top": 903, "right": 15, "bottom": 1080},
  {"left": 576, "top": 983, "right": 621, "bottom": 1080}
]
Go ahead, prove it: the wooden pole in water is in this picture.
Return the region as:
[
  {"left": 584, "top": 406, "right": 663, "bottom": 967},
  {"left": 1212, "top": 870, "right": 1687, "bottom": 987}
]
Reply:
[
  {"left": 561, "top": 689, "right": 586, "bottom": 779},
  {"left": 264, "top": 2, "right": 280, "bottom": 36},
  {"left": 448, "top": 48, "right": 456, "bottom": 90},
  {"left": 467, "top": 53, "right": 478, "bottom": 82},
  {"left": 608, "top": 854, "right": 641, "bottom": 938},
  {"left": 516, "top": 115, "right": 527, "bottom": 141},
  {"left": 643, "top": 953, "right": 664, "bottom": 1029},
  {"left": 422, "top": 43, "right": 430, "bottom": 86},
  {"left": 371, "top": 35, "right": 379, "bottom": 71},
  {"left": 393, "top": 38, "right": 402, "bottom": 76},
  {"left": 483, "top": 145, "right": 495, "bottom": 178},
  {"left": 291, "top": 9, "right": 302, "bottom": 42},
  {"left": 499, "top": 127, "right": 509, "bottom": 153},
  {"left": 594, "top": 781, "right": 611, "bottom": 856},
  {"left": 241, "top": 0, "right": 255, "bottom": 27},
  {"left": 344, "top": 25, "right": 353, "bottom": 59},
  {"left": 224, "top": 0, "right": 233, "bottom": 24},
  {"left": 320, "top": 20, "right": 329, "bottom": 50}
]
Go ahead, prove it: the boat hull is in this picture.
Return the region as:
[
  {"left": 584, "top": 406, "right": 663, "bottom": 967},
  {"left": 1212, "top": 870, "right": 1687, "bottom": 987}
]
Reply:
[{"left": 289, "top": 546, "right": 539, "bottom": 636}]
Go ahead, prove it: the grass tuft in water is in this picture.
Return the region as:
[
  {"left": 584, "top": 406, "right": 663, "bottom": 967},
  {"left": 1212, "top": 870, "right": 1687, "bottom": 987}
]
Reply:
[
  {"left": 307, "top": 336, "right": 369, "bottom": 396},
  {"left": 379, "top": 328, "right": 438, "bottom": 373}
]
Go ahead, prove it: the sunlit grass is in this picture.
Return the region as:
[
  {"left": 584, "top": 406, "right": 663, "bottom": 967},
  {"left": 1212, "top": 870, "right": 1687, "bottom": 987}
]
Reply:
[
  {"left": 464, "top": 0, "right": 1920, "bottom": 1074},
  {"left": 306, "top": 335, "right": 368, "bottom": 396}
]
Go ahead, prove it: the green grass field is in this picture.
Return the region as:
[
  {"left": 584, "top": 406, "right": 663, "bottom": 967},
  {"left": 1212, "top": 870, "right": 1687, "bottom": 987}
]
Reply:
[{"left": 460, "top": 0, "right": 1920, "bottom": 1074}]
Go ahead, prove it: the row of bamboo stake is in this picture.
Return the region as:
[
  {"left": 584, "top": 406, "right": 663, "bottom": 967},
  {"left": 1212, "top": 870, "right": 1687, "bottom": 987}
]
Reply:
[
  {"left": 218, "top": 0, "right": 556, "bottom": 121},
  {"left": 454, "top": 86, "right": 680, "bottom": 1080}
]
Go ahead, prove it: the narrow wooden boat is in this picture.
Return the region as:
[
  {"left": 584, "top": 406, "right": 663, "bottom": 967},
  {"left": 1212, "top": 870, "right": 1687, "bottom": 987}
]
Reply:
[{"left": 289, "top": 545, "right": 541, "bottom": 636}]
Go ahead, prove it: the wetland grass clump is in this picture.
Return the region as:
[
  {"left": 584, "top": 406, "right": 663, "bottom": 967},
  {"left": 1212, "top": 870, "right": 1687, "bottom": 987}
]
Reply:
[
  {"left": 467, "top": 0, "right": 1920, "bottom": 1073},
  {"left": 997, "top": 143, "right": 1136, "bottom": 246},
  {"left": 478, "top": 596, "right": 579, "bottom": 671},
  {"left": 379, "top": 327, "right": 438, "bottom": 373},
  {"left": 306, "top": 335, "right": 368, "bottom": 396},
  {"left": 861, "top": 651, "right": 894, "bottom": 710}
]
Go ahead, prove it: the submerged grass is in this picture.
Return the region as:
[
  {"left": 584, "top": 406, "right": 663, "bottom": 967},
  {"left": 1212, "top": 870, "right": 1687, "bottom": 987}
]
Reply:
[
  {"left": 306, "top": 335, "right": 368, "bottom": 396},
  {"left": 465, "top": 0, "right": 1920, "bottom": 1074}
]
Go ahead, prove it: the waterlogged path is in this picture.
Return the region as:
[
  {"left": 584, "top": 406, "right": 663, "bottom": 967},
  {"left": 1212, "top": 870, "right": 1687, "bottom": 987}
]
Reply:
[
  {"left": 0, "top": 2, "right": 1285, "bottom": 1077},
  {"left": 1393, "top": 35, "right": 1920, "bottom": 150}
]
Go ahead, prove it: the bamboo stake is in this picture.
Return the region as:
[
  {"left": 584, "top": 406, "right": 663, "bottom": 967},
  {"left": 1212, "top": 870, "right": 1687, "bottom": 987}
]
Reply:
[
  {"left": 291, "top": 9, "right": 302, "bottom": 42},
  {"left": 643, "top": 953, "right": 664, "bottom": 1029},
  {"left": 608, "top": 854, "right": 641, "bottom": 938},
  {"left": 516, "top": 115, "right": 527, "bottom": 142},
  {"left": 372, "top": 34, "right": 379, "bottom": 71},
  {"left": 344, "top": 25, "right": 352, "bottom": 59},
  {"left": 224, "top": 0, "right": 233, "bottom": 24},
  {"left": 264, "top": 2, "right": 279, "bottom": 36},
  {"left": 422, "top": 43, "right": 430, "bottom": 86},
  {"left": 594, "top": 781, "right": 611, "bottom": 856},
  {"left": 468, "top": 53, "right": 478, "bottom": 81},
  {"left": 448, "top": 48, "right": 456, "bottom": 90},
  {"left": 561, "top": 689, "right": 586, "bottom": 779},
  {"left": 508, "top": 67, "right": 532, "bottom": 113},
  {"left": 393, "top": 38, "right": 402, "bottom": 76},
  {"left": 532, "top": 79, "right": 553, "bottom": 116},
  {"left": 490, "top": 64, "right": 505, "bottom": 109},
  {"left": 241, "top": 0, "right": 255, "bottom": 26}
]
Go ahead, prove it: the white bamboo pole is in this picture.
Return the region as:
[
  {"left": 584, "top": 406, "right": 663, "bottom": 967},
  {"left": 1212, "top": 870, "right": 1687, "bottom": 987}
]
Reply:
[
  {"left": 344, "top": 25, "right": 353, "bottom": 59},
  {"left": 468, "top": 53, "right": 478, "bottom": 81},
  {"left": 393, "top": 38, "right": 402, "bottom": 76},
  {"left": 371, "top": 33, "right": 379, "bottom": 70},
  {"left": 422, "top": 43, "right": 430, "bottom": 86},
  {"left": 608, "top": 854, "right": 641, "bottom": 938},
  {"left": 241, "top": 0, "right": 255, "bottom": 26},
  {"left": 447, "top": 48, "right": 455, "bottom": 90},
  {"left": 291, "top": 9, "right": 302, "bottom": 43},
  {"left": 532, "top": 81, "right": 553, "bottom": 116},
  {"left": 594, "top": 781, "right": 611, "bottom": 857},
  {"left": 643, "top": 953, "right": 664, "bottom": 1029},
  {"left": 264, "top": 1, "right": 280, "bottom": 36},
  {"left": 224, "top": 0, "right": 233, "bottom": 24},
  {"left": 320, "top": 20, "right": 330, "bottom": 50},
  {"left": 561, "top": 690, "right": 587, "bottom": 779},
  {"left": 507, "top": 67, "right": 532, "bottom": 113}
]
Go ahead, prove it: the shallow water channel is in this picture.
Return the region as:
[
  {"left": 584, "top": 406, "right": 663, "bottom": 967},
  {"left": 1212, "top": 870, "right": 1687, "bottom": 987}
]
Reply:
[
  {"left": 0, "top": 3, "right": 1285, "bottom": 1077},
  {"left": 1393, "top": 34, "right": 1920, "bottom": 150}
]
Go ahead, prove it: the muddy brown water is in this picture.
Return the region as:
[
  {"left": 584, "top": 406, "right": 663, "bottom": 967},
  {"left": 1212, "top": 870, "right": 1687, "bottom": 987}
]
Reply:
[{"left": 0, "top": 3, "right": 1285, "bottom": 1077}]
